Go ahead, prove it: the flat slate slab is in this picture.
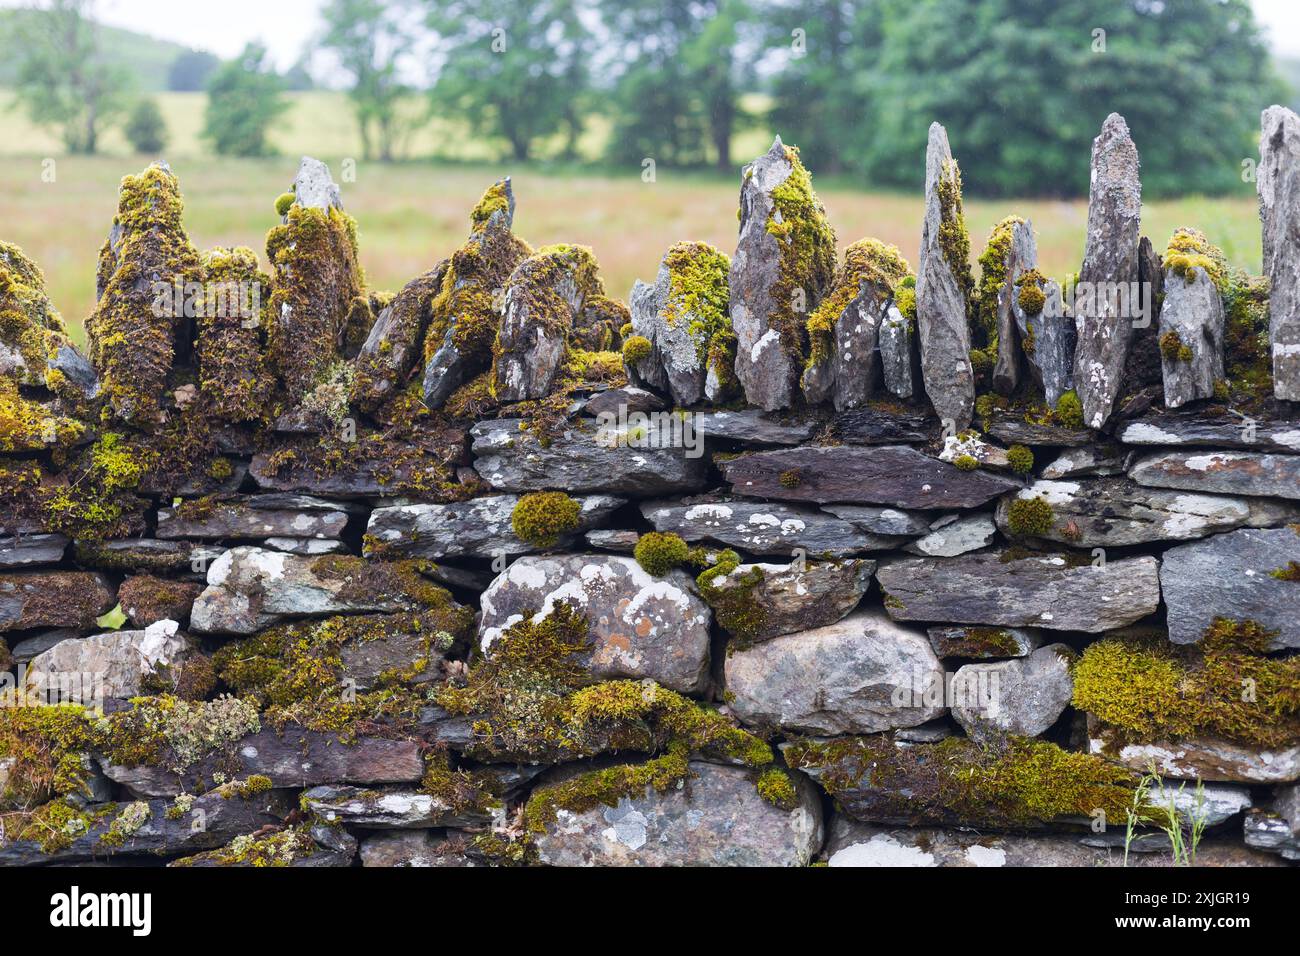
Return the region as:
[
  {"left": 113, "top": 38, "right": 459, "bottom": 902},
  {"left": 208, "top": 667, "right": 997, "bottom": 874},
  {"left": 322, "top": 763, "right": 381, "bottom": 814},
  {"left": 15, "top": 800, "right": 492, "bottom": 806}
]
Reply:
[
  {"left": 641, "top": 499, "right": 896, "bottom": 556},
  {"left": 1129, "top": 450, "right": 1300, "bottom": 500},
  {"left": 875, "top": 551, "right": 1161, "bottom": 632},
  {"left": 1119, "top": 412, "right": 1300, "bottom": 455},
  {"left": 718, "top": 445, "right": 1020, "bottom": 509}
]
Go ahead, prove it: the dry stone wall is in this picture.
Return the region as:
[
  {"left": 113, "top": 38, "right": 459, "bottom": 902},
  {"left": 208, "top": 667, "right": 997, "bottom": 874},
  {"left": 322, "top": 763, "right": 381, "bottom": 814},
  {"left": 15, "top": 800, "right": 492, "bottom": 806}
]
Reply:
[{"left": 1, "top": 110, "right": 1299, "bottom": 867}]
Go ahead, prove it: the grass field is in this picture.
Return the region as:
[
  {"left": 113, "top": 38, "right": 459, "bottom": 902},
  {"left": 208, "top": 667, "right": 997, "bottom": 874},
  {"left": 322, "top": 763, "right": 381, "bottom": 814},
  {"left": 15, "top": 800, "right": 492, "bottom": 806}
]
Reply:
[{"left": 0, "top": 93, "right": 1263, "bottom": 347}]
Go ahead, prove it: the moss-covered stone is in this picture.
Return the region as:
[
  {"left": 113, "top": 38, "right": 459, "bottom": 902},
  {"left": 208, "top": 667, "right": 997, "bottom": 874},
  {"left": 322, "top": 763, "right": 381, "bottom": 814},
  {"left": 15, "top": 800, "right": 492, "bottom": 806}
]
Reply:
[
  {"left": 805, "top": 238, "right": 911, "bottom": 373},
  {"left": 633, "top": 531, "right": 689, "bottom": 576},
  {"left": 510, "top": 491, "right": 581, "bottom": 548},
  {"left": 195, "top": 246, "right": 273, "bottom": 423},
  {"left": 0, "top": 241, "right": 78, "bottom": 392}
]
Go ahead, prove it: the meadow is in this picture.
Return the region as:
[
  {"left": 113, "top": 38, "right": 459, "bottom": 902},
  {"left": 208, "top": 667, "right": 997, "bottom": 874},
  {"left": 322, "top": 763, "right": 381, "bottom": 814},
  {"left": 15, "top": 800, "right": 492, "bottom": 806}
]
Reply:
[{"left": 0, "top": 92, "right": 1264, "bottom": 346}]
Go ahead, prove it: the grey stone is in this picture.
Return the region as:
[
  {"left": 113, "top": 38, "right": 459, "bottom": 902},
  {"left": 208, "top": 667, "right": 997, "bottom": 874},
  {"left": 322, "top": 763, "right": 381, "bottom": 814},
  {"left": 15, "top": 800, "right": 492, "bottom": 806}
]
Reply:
[
  {"left": 1130, "top": 449, "right": 1300, "bottom": 500},
  {"left": 584, "top": 529, "right": 640, "bottom": 553},
  {"left": 1087, "top": 719, "right": 1300, "bottom": 784},
  {"left": 938, "top": 432, "right": 1010, "bottom": 470},
  {"left": 0, "top": 533, "right": 68, "bottom": 568},
  {"left": 802, "top": 279, "right": 890, "bottom": 410},
  {"left": 999, "top": 221, "right": 1076, "bottom": 406},
  {"left": 704, "top": 558, "right": 874, "bottom": 642},
  {"left": 832, "top": 407, "right": 932, "bottom": 444},
  {"left": 478, "top": 555, "right": 711, "bottom": 693},
  {"left": 471, "top": 418, "right": 707, "bottom": 496},
  {"left": 725, "top": 609, "right": 944, "bottom": 734},
  {"left": 263, "top": 537, "right": 346, "bottom": 555},
  {"left": 1244, "top": 809, "right": 1300, "bottom": 861},
  {"left": 641, "top": 499, "right": 891, "bottom": 557},
  {"left": 580, "top": 387, "right": 665, "bottom": 418},
  {"left": 1119, "top": 412, "right": 1300, "bottom": 454},
  {"left": 494, "top": 246, "right": 591, "bottom": 401},
  {"left": 878, "top": 301, "right": 920, "bottom": 399},
  {"left": 364, "top": 494, "right": 625, "bottom": 561},
  {"left": 821, "top": 504, "right": 932, "bottom": 537},
  {"left": 354, "top": 263, "right": 446, "bottom": 409},
  {"left": 1073, "top": 113, "right": 1142, "bottom": 429},
  {"left": 71, "top": 538, "right": 222, "bottom": 574},
  {"left": 530, "top": 760, "right": 823, "bottom": 866},
  {"left": 1139, "top": 779, "right": 1252, "bottom": 828},
  {"left": 1259, "top": 106, "right": 1300, "bottom": 401},
  {"left": 984, "top": 414, "right": 1094, "bottom": 447},
  {"left": 1040, "top": 444, "right": 1127, "bottom": 479},
  {"left": 46, "top": 343, "right": 100, "bottom": 399},
  {"left": 360, "top": 830, "right": 479, "bottom": 867},
  {"left": 292, "top": 155, "right": 343, "bottom": 210},
  {"left": 8, "top": 628, "right": 78, "bottom": 664},
  {"left": 996, "top": 478, "right": 1298, "bottom": 547},
  {"left": 1159, "top": 265, "right": 1224, "bottom": 408},
  {"left": 719, "top": 445, "right": 1018, "bottom": 509},
  {"left": 904, "top": 513, "right": 996, "bottom": 557},
  {"left": 949, "top": 644, "right": 1074, "bottom": 739},
  {"left": 916, "top": 123, "right": 974, "bottom": 430},
  {"left": 301, "top": 784, "right": 491, "bottom": 829},
  {"left": 876, "top": 551, "right": 1161, "bottom": 633},
  {"left": 190, "top": 547, "right": 426, "bottom": 635},
  {"left": 694, "top": 409, "right": 818, "bottom": 446},
  {"left": 927, "top": 625, "right": 1041, "bottom": 659},
  {"left": 156, "top": 495, "right": 349, "bottom": 540},
  {"left": 1160, "top": 527, "right": 1300, "bottom": 648},
  {"left": 730, "top": 137, "right": 835, "bottom": 411},
  {"left": 28, "top": 620, "right": 199, "bottom": 700}
]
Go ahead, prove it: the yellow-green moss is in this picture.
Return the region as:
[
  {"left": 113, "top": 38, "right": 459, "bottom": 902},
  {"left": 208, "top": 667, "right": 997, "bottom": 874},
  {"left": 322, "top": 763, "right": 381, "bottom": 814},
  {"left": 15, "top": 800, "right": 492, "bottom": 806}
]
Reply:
[
  {"left": 1073, "top": 621, "right": 1300, "bottom": 748},
  {"left": 1006, "top": 496, "right": 1054, "bottom": 536},
  {"left": 1006, "top": 444, "right": 1034, "bottom": 475},
  {"left": 633, "top": 531, "right": 689, "bottom": 576},
  {"left": 1159, "top": 330, "right": 1193, "bottom": 362},
  {"left": 621, "top": 334, "right": 652, "bottom": 367},
  {"left": 975, "top": 216, "right": 1022, "bottom": 352},
  {"left": 953, "top": 453, "right": 979, "bottom": 471},
  {"left": 661, "top": 241, "right": 731, "bottom": 361},
  {"left": 1016, "top": 268, "right": 1047, "bottom": 317},
  {"left": 1164, "top": 228, "right": 1229, "bottom": 289},
  {"left": 511, "top": 491, "right": 582, "bottom": 548},
  {"left": 936, "top": 158, "right": 974, "bottom": 317},
  {"left": 756, "top": 767, "right": 798, "bottom": 810},
  {"left": 805, "top": 238, "right": 911, "bottom": 370},
  {"left": 696, "top": 549, "right": 768, "bottom": 643},
  {"left": 1054, "top": 389, "right": 1084, "bottom": 428}
]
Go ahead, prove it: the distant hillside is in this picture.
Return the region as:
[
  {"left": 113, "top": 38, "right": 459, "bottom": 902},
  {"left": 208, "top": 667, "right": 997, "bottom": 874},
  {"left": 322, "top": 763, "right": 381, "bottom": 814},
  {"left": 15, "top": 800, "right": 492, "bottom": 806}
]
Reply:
[{"left": 0, "top": 7, "right": 206, "bottom": 91}]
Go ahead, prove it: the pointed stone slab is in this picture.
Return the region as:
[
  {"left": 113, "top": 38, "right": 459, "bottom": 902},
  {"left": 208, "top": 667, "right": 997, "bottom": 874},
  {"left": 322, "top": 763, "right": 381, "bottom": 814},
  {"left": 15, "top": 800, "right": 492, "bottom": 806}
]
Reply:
[
  {"left": 1159, "top": 265, "right": 1224, "bottom": 408},
  {"left": 916, "top": 123, "right": 974, "bottom": 429},
  {"left": 1160, "top": 527, "right": 1300, "bottom": 649},
  {"left": 996, "top": 478, "right": 1297, "bottom": 547},
  {"left": 878, "top": 302, "right": 920, "bottom": 399},
  {"left": 876, "top": 551, "right": 1161, "bottom": 633},
  {"left": 293, "top": 155, "right": 343, "bottom": 210},
  {"left": 1260, "top": 106, "right": 1300, "bottom": 401},
  {"left": 718, "top": 445, "right": 1019, "bottom": 509},
  {"left": 1074, "top": 114, "right": 1142, "bottom": 429},
  {"left": 1129, "top": 450, "right": 1300, "bottom": 500},
  {"left": 991, "top": 219, "right": 1034, "bottom": 396},
  {"left": 1007, "top": 227, "right": 1076, "bottom": 407},
  {"left": 1119, "top": 412, "right": 1300, "bottom": 454},
  {"left": 640, "top": 499, "right": 891, "bottom": 557}
]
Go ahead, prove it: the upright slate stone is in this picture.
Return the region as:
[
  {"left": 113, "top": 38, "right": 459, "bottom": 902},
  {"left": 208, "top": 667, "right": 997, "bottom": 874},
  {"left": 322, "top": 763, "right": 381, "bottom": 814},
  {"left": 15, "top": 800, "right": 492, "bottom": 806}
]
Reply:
[
  {"left": 916, "top": 123, "right": 974, "bottom": 429},
  {"left": 729, "top": 137, "right": 836, "bottom": 411},
  {"left": 1159, "top": 262, "right": 1224, "bottom": 408},
  {"left": 1259, "top": 106, "right": 1300, "bottom": 401},
  {"left": 1073, "top": 114, "right": 1142, "bottom": 428}
]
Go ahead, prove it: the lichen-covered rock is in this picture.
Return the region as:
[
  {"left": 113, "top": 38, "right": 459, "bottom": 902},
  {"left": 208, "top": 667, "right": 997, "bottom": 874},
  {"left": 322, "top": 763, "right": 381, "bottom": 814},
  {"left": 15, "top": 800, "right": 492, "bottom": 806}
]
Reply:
[
  {"left": 360, "top": 830, "right": 479, "bottom": 867},
  {"left": 364, "top": 494, "right": 624, "bottom": 561},
  {"left": 821, "top": 504, "right": 932, "bottom": 537},
  {"left": 1129, "top": 449, "right": 1300, "bottom": 500},
  {"left": 1159, "top": 253, "right": 1225, "bottom": 408},
  {"left": 949, "top": 644, "right": 1074, "bottom": 739},
  {"left": 1073, "top": 114, "right": 1142, "bottom": 429},
  {"left": 927, "top": 625, "right": 1041, "bottom": 659},
  {"left": 493, "top": 245, "right": 602, "bottom": 401},
  {"left": 301, "top": 784, "right": 494, "bottom": 830},
  {"left": 528, "top": 760, "right": 822, "bottom": 866},
  {"left": 189, "top": 548, "right": 459, "bottom": 635},
  {"left": 86, "top": 162, "right": 201, "bottom": 424},
  {"left": 1259, "top": 105, "right": 1300, "bottom": 401},
  {"left": 352, "top": 261, "right": 447, "bottom": 411},
  {"left": 1039, "top": 444, "right": 1127, "bottom": 479},
  {"left": 725, "top": 609, "right": 944, "bottom": 734},
  {"left": 470, "top": 419, "right": 706, "bottom": 496},
  {"left": 0, "top": 571, "right": 114, "bottom": 633},
  {"left": 876, "top": 551, "right": 1161, "bottom": 633},
  {"left": 1119, "top": 412, "right": 1300, "bottom": 454},
  {"left": 700, "top": 558, "right": 872, "bottom": 644},
  {"left": 156, "top": 494, "right": 351, "bottom": 540},
  {"left": 718, "top": 445, "right": 1019, "bottom": 509},
  {"left": 730, "top": 137, "right": 836, "bottom": 411},
  {"left": 1087, "top": 725, "right": 1300, "bottom": 784},
  {"left": 802, "top": 239, "right": 912, "bottom": 410},
  {"left": 904, "top": 513, "right": 997, "bottom": 557},
  {"left": 629, "top": 241, "right": 732, "bottom": 405},
  {"left": 119, "top": 574, "right": 203, "bottom": 627},
  {"left": 28, "top": 620, "right": 200, "bottom": 700},
  {"left": 196, "top": 246, "right": 273, "bottom": 423},
  {"left": 692, "top": 409, "right": 818, "bottom": 446},
  {"left": 266, "top": 157, "right": 365, "bottom": 404},
  {"left": 641, "top": 499, "right": 890, "bottom": 556},
  {"left": 0, "top": 241, "right": 87, "bottom": 395},
  {"left": 916, "top": 123, "right": 974, "bottom": 429},
  {"left": 1160, "top": 527, "right": 1300, "bottom": 648},
  {"left": 423, "top": 180, "right": 532, "bottom": 408},
  {"left": 995, "top": 478, "right": 1297, "bottom": 547},
  {"left": 1000, "top": 224, "right": 1075, "bottom": 407},
  {"left": 477, "top": 555, "right": 711, "bottom": 693}
]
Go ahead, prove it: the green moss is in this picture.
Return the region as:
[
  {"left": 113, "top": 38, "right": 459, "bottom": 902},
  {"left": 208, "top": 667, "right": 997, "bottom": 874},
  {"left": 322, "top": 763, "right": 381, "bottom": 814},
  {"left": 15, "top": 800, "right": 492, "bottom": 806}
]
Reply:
[
  {"left": 778, "top": 468, "right": 803, "bottom": 488},
  {"left": 975, "top": 216, "right": 1022, "bottom": 352},
  {"left": 805, "top": 238, "right": 911, "bottom": 371},
  {"left": 1006, "top": 444, "right": 1034, "bottom": 475},
  {"left": 1006, "top": 496, "right": 1054, "bottom": 536},
  {"left": 894, "top": 274, "right": 917, "bottom": 325},
  {"left": 660, "top": 240, "right": 731, "bottom": 362},
  {"left": 98, "top": 800, "right": 151, "bottom": 849},
  {"left": 172, "top": 827, "right": 319, "bottom": 867},
  {"left": 756, "top": 767, "right": 798, "bottom": 810},
  {"left": 1054, "top": 389, "right": 1084, "bottom": 428},
  {"left": 621, "top": 334, "right": 652, "bottom": 367},
  {"left": 696, "top": 549, "right": 767, "bottom": 644},
  {"left": 935, "top": 158, "right": 974, "bottom": 319},
  {"left": 1164, "top": 228, "right": 1229, "bottom": 289},
  {"left": 785, "top": 734, "right": 1137, "bottom": 829},
  {"left": 510, "top": 491, "right": 582, "bottom": 548},
  {"left": 936, "top": 627, "right": 1024, "bottom": 658},
  {"left": 1074, "top": 621, "right": 1300, "bottom": 749},
  {"left": 196, "top": 246, "right": 273, "bottom": 424},
  {"left": 1270, "top": 561, "right": 1300, "bottom": 582},
  {"left": 1159, "top": 330, "right": 1193, "bottom": 362},
  {"left": 40, "top": 432, "right": 153, "bottom": 540},
  {"left": 1015, "top": 268, "right": 1047, "bottom": 317},
  {"left": 0, "top": 379, "right": 85, "bottom": 452},
  {"left": 470, "top": 180, "right": 510, "bottom": 227},
  {"left": 633, "top": 531, "right": 690, "bottom": 576},
  {"left": 0, "top": 241, "right": 76, "bottom": 392},
  {"left": 953, "top": 453, "right": 979, "bottom": 471}
]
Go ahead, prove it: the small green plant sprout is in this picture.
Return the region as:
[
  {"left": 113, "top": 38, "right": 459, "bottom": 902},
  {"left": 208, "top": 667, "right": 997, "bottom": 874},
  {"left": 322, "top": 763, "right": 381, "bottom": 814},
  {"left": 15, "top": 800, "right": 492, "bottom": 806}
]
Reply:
[{"left": 1124, "top": 765, "right": 1207, "bottom": 867}]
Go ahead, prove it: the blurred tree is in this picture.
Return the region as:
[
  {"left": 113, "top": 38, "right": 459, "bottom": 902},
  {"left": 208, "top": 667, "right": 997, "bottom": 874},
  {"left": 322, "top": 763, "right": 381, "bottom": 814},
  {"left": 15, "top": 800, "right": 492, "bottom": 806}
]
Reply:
[
  {"left": 600, "top": 0, "right": 754, "bottom": 170},
  {"left": 167, "top": 49, "right": 221, "bottom": 91},
  {"left": 124, "top": 97, "right": 168, "bottom": 153},
  {"left": 425, "top": 0, "right": 590, "bottom": 162},
  {"left": 202, "top": 43, "right": 289, "bottom": 157},
  {"left": 8, "top": 0, "right": 131, "bottom": 154},
  {"left": 321, "top": 0, "right": 415, "bottom": 161},
  {"left": 765, "top": 0, "right": 1283, "bottom": 197}
]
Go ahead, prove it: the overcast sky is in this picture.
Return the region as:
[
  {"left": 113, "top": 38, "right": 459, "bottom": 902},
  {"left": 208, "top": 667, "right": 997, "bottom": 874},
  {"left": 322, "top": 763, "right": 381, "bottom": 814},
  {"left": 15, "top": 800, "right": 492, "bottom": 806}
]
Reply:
[{"left": 5, "top": 0, "right": 1300, "bottom": 70}]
